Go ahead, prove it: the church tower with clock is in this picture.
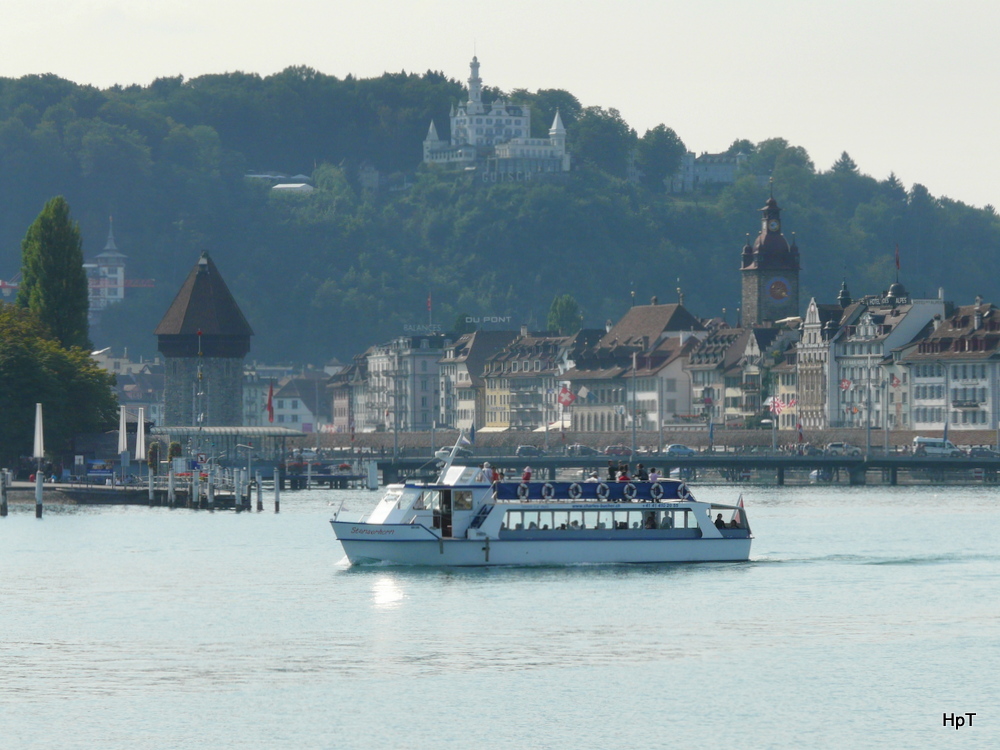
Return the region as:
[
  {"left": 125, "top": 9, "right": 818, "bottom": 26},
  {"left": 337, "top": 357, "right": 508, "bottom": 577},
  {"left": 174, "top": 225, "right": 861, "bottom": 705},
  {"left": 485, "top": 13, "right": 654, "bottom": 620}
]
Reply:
[{"left": 740, "top": 195, "right": 800, "bottom": 327}]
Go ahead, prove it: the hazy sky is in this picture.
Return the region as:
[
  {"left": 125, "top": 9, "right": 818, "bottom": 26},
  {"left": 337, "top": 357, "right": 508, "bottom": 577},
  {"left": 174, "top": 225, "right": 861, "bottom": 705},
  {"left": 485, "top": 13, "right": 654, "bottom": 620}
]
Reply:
[{"left": 3, "top": 1, "right": 997, "bottom": 208}]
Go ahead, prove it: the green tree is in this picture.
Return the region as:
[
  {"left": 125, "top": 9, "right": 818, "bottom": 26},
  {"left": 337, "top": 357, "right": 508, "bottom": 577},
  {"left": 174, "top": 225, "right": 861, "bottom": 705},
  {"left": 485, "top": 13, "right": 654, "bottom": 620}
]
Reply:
[
  {"left": 547, "top": 294, "right": 581, "bottom": 335},
  {"left": 831, "top": 151, "right": 859, "bottom": 174},
  {"left": 0, "top": 303, "right": 116, "bottom": 464},
  {"left": 453, "top": 312, "right": 476, "bottom": 335},
  {"left": 636, "top": 124, "right": 686, "bottom": 191},
  {"left": 568, "top": 107, "right": 637, "bottom": 178},
  {"left": 16, "top": 196, "right": 91, "bottom": 349}
]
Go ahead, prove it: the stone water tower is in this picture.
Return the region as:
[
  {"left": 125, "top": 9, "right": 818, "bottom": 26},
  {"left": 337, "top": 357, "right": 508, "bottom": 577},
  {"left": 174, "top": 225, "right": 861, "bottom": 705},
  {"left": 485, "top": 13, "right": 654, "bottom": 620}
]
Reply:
[{"left": 156, "top": 252, "right": 253, "bottom": 426}]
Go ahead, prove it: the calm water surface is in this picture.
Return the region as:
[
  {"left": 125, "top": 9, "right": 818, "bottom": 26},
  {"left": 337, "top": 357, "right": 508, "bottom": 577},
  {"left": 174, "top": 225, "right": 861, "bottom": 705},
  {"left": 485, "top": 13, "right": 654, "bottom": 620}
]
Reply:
[{"left": 1, "top": 484, "right": 997, "bottom": 749}]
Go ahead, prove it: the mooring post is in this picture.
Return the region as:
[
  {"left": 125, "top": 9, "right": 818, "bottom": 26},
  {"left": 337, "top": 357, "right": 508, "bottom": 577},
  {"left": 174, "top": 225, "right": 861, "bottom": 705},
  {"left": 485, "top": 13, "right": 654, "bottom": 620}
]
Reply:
[
  {"left": 776, "top": 467, "right": 785, "bottom": 486},
  {"left": 274, "top": 467, "right": 281, "bottom": 513},
  {"left": 207, "top": 470, "right": 215, "bottom": 508},
  {"left": 35, "top": 468, "right": 43, "bottom": 518},
  {"left": 168, "top": 467, "right": 176, "bottom": 506},
  {"left": 1, "top": 469, "right": 8, "bottom": 517},
  {"left": 256, "top": 472, "right": 263, "bottom": 512},
  {"left": 193, "top": 469, "right": 201, "bottom": 510},
  {"left": 148, "top": 464, "right": 154, "bottom": 505}
]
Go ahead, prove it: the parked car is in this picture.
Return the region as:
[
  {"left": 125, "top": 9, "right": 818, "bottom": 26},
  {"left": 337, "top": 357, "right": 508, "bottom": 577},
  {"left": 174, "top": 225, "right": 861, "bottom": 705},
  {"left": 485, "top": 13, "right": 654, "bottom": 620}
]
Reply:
[
  {"left": 665, "top": 444, "right": 696, "bottom": 456},
  {"left": 515, "top": 445, "right": 545, "bottom": 458},
  {"left": 968, "top": 446, "right": 1000, "bottom": 458},
  {"left": 566, "top": 444, "right": 599, "bottom": 456},
  {"left": 603, "top": 445, "right": 632, "bottom": 456},
  {"left": 824, "top": 442, "right": 862, "bottom": 456}
]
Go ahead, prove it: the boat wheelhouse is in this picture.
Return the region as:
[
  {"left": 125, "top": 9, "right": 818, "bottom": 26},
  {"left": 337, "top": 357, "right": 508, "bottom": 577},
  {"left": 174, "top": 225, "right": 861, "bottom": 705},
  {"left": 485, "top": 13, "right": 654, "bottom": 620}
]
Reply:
[{"left": 330, "top": 462, "right": 751, "bottom": 567}]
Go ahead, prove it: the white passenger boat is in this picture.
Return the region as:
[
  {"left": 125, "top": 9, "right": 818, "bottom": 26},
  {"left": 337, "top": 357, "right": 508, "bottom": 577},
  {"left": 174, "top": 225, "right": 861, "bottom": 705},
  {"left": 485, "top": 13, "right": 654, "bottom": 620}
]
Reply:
[{"left": 330, "top": 443, "right": 752, "bottom": 566}]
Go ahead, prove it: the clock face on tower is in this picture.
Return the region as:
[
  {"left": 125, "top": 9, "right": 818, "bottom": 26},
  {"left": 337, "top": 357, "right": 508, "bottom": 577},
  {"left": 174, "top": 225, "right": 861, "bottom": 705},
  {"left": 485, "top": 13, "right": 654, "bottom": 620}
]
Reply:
[
  {"left": 768, "top": 219, "right": 780, "bottom": 232},
  {"left": 767, "top": 277, "right": 791, "bottom": 303}
]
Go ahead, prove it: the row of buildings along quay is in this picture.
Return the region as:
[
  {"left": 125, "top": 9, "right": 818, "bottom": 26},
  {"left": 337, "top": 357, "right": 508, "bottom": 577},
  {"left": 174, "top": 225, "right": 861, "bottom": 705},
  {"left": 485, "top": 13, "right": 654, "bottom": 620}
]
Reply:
[
  {"left": 330, "top": 196, "right": 986, "bottom": 440},
  {"left": 104, "top": 193, "right": 999, "bottom": 452}
]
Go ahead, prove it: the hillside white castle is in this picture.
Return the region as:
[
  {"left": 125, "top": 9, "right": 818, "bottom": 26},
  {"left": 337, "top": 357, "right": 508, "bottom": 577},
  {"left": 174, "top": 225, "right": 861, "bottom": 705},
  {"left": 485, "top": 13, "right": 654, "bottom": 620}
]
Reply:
[{"left": 423, "top": 56, "right": 570, "bottom": 180}]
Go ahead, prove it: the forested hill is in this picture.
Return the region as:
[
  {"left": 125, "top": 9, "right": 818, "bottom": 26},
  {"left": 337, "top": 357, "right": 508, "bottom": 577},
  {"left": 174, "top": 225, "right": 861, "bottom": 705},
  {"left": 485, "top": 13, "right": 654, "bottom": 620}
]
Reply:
[{"left": 1, "top": 68, "right": 998, "bottom": 363}]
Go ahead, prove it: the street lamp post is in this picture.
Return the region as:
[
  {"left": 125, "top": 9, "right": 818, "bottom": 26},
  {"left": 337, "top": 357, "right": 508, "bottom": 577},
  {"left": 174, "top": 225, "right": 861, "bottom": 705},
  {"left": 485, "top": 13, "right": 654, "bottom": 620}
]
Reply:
[
  {"left": 237, "top": 444, "right": 253, "bottom": 505},
  {"left": 631, "top": 353, "right": 638, "bottom": 457}
]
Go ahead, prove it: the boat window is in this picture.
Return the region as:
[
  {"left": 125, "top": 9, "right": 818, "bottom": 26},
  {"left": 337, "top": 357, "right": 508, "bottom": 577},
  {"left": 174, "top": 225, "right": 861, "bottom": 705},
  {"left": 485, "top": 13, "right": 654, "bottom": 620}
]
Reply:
[
  {"left": 520, "top": 510, "right": 541, "bottom": 529},
  {"left": 412, "top": 492, "right": 427, "bottom": 510},
  {"left": 421, "top": 491, "right": 440, "bottom": 512},
  {"left": 453, "top": 491, "right": 472, "bottom": 511},
  {"left": 552, "top": 510, "right": 570, "bottom": 530}
]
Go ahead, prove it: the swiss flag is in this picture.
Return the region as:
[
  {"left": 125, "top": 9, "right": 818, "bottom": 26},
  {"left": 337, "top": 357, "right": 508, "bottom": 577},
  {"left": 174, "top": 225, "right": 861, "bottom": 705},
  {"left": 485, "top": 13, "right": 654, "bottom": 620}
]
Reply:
[{"left": 557, "top": 386, "right": 576, "bottom": 407}]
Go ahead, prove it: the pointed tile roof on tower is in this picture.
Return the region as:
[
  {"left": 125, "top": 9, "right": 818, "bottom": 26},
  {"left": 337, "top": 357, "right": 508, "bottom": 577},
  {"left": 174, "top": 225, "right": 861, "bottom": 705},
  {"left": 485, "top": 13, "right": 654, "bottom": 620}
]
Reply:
[
  {"left": 155, "top": 252, "right": 253, "bottom": 338},
  {"left": 550, "top": 108, "right": 566, "bottom": 134}
]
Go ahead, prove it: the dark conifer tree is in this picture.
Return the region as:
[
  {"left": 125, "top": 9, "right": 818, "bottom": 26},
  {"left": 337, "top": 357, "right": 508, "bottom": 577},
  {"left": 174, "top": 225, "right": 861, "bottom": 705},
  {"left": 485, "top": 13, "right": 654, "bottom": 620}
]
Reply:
[{"left": 17, "top": 196, "right": 91, "bottom": 350}]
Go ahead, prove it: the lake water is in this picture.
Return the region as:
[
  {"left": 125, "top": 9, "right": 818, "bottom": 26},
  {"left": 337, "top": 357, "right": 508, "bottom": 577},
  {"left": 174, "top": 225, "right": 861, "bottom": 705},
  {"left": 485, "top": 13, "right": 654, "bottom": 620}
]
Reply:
[{"left": 1, "top": 483, "right": 997, "bottom": 749}]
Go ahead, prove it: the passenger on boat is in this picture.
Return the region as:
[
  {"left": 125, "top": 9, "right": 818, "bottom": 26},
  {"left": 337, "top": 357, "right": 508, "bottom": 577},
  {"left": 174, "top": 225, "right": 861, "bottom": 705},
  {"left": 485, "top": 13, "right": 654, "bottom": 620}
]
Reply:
[
  {"left": 585, "top": 471, "right": 600, "bottom": 482},
  {"left": 648, "top": 468, "right": 660, "bottom": 482},
  {"left": 715, "top": 513, "right": 727, "bottom": 529},
  {"left": 617, "top": 466, "right": 630, "bottom": 481},
  {"left": 522, "top": 466, "right": 532, "bottom": 481},
  {"left": 607, "top": 461, "right": 617, "bottom": 481},
  {"left": 636, "top": 464, "right": 649, "bottom": 481},
  {"left": 644, "top": 514, "right": 657, "bottom": 529},
  {"left": 659, "top": 514, "right": 674, "bottom": 529}
]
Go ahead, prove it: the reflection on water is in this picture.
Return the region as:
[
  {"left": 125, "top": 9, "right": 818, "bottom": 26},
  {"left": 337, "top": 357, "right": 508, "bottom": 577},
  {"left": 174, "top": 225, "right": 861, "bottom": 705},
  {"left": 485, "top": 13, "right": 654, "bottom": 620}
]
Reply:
[{"left": 371, "top": 575, "right": 405, "bottom": 609}]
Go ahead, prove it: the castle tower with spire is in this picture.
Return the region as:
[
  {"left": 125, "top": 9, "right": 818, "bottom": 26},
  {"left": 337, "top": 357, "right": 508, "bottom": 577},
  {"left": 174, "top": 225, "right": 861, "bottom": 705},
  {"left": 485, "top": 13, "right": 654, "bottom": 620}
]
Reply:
[
  {"left": 155, "top": 252, "right": 253, "bottom": 427},
  {"left": 84, "top": 216, "right": 128, "bottom": 325},
  {"left": 422, "top": 55, "right": 570, "bottom": 177},
  {"left": 740, "top": 195, "right": 801, "bottom": 326}
]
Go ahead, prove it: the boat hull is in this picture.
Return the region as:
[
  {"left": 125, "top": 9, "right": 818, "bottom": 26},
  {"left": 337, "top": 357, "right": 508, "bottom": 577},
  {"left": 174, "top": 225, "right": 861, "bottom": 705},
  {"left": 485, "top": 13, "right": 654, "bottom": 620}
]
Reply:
[{"left": 332, "top": 522, "right": 751, "bottom": 566}]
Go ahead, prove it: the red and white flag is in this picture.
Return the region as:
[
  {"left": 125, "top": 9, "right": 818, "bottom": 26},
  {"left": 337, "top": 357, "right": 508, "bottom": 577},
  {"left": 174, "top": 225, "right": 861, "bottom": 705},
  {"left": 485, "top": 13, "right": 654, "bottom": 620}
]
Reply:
[
  {"left": 768, "top": 397, "right": 785, "bottom": 414},
  {"left": 797, "top": 421, "right": 804, "bottom": 443},
  {"left": 265, "top": 381, "right": 275, "bottom": 423},
  {"left": 557, "top": 386, "right": 576, "bottom": 407},
  {"left": 891, "top": 375, "right": 901, "bottom": 388}
]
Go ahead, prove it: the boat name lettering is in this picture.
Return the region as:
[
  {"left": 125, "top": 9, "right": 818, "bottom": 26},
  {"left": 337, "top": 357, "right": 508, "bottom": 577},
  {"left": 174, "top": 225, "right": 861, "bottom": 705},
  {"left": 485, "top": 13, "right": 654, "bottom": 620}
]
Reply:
[{"left": 350, "top": 527, "right": 396, "bottom": 535}]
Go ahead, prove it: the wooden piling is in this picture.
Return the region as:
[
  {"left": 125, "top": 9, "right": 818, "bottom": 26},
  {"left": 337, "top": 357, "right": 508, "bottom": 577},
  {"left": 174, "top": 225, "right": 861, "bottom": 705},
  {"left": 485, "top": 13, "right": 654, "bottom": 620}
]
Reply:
[
  {"left": 256, "top": 472, "right": 263, "bottom": 512},
  {"left": 1, "top": 469, "right": 8, "bottom": 517},
  {"left": 274, "top": 468, "right": 280, "bottom": 513},
  {"left": 35, "top": 470, "right": 43, "bottom": 518}
]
